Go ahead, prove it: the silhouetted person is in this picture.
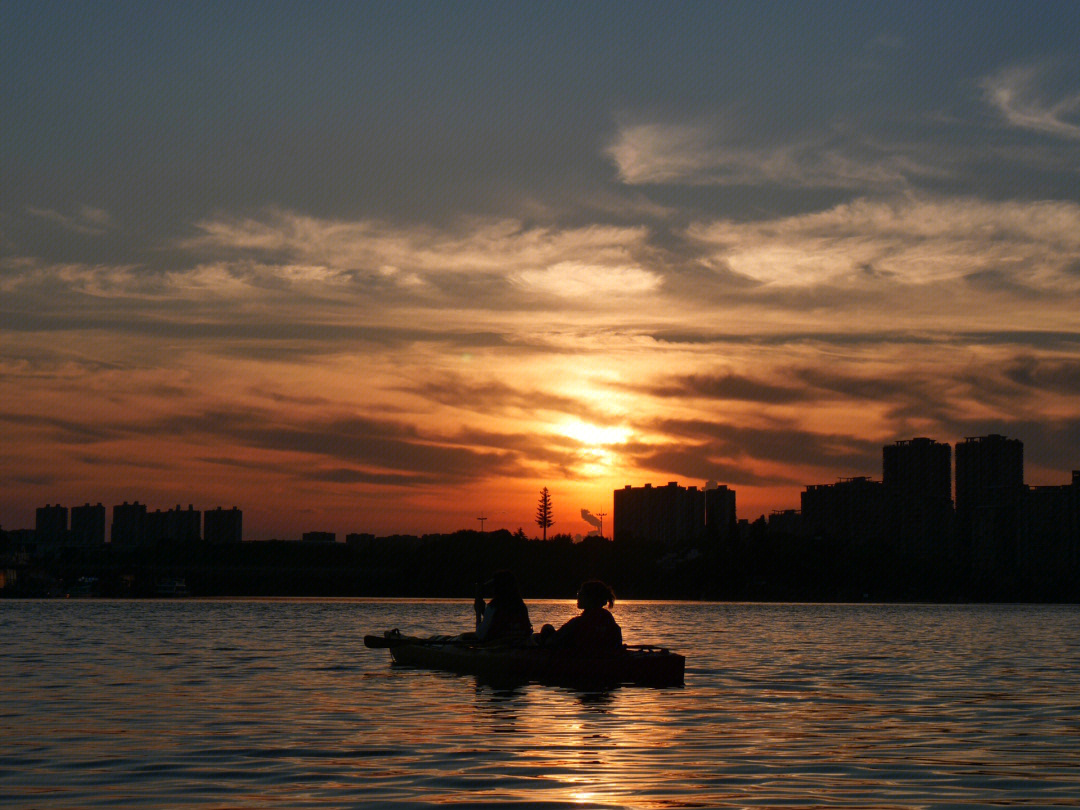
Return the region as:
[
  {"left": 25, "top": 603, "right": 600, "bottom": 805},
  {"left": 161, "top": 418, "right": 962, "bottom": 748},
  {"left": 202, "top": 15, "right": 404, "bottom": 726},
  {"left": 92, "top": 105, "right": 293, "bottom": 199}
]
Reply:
[
  {"left": 473, "top": 570, "right": 532, "bottom": 642},
  {"left": 547, "top": 580, "right": 622, "bottom": 652}
]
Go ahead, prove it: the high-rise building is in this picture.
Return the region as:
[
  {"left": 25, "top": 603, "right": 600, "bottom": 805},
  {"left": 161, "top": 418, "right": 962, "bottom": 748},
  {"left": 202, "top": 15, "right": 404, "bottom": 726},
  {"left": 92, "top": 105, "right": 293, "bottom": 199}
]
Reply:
[
  {"left": 613, "top": 482, "right": 716, "bottom": 547},
  {"left": 204, "top": 507, "right": 243, "bottom": 544},
  {"left": 35, "top": 504, "right": 68, "bottom": 547},
  {"left": 704, "top": 485, "right": 737, "bottom": 543},
  {"left": 1021, "top": 471, "right": 1080, "bottom": 588},
  {"left": 955, "top": 434, "right": 1023, "bottom": 516},
  {"left": 883, "top": 438, "right": 952, "bottom": 502},
  {"left": 111, "top": 501, "right": 147, "bottom": 546},
  {"left": 882, "top": 438, "right": 953, "bottom": 556},
  {"left": 167, "top": 504, "right": 201, "bottom": 543},
  {"left": 954, "top": 434, "right": 1024, "bottom": 575},
  {"left": 70, "top": 503, "right": 106, "bottom": 547},
  {"left": 145, "top": 509, "right": 169, "bottom": 546}
]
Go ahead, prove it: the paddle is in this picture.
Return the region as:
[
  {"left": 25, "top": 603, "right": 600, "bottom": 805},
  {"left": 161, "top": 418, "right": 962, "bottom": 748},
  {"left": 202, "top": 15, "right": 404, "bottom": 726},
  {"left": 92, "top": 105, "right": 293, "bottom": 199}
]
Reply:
[{"left": 364, "top": 632, "right": 459, "bottom": 649}]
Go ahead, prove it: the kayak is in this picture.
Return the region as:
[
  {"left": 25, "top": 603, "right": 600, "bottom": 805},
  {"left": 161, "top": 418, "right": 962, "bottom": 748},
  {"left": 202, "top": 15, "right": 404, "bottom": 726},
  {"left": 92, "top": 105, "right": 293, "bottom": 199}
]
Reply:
[{"left": 365, "top": 631, "right": 685, "bottom": 687}]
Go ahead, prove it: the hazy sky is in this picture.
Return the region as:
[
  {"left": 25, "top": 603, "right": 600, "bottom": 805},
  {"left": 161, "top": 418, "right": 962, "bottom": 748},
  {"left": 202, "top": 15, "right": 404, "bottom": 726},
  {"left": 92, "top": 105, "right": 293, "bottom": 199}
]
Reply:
[{"left": 3, "top": 1, "right": 1080, "bottom": 539}]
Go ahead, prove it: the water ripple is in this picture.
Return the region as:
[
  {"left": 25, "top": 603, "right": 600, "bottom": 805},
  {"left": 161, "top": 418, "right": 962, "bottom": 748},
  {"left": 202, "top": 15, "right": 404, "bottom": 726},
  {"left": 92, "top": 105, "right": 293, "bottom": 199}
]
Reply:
[{"left": 2, "top": 600, "right": 1080, "bottom": 808}]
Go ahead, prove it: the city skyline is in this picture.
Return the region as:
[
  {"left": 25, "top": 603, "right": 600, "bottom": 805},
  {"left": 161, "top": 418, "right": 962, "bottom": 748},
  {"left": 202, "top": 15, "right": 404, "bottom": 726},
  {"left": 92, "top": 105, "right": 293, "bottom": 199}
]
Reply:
[
  {"left": 9, "top": 431, "right": 1076, "bottom": 544},
  {"left": 4, "top": 3, "right": 1080, "bottom": 541}
]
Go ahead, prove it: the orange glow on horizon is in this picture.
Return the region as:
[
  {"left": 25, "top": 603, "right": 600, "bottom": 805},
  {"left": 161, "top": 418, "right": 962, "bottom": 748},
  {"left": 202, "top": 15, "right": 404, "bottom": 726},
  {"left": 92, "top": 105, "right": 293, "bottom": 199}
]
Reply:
[{"left": 4, "top": 202, "right": 1080, "bottom": 539}]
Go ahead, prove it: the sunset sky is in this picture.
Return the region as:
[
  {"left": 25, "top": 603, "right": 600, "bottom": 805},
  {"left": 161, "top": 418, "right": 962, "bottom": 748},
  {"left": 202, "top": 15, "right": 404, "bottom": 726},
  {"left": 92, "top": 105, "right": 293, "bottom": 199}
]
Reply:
[{"left": 3, "top": 1, "right": 1080, "bottom": 540}]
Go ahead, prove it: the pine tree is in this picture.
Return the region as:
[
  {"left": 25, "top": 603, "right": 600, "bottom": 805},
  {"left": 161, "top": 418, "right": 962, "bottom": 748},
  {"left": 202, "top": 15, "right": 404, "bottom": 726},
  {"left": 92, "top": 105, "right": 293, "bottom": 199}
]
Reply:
[{"left": 535, "top": 487, "right": 554, "bottom": 541}]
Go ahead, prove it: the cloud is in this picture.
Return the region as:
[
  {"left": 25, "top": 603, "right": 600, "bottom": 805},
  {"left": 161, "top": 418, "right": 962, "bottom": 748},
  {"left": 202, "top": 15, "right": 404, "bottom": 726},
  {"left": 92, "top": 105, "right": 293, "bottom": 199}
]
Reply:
[
  {"left": 26, "top": 205, "right": 114, "bottom": 235},
  {"left": 406, "top": 375, "right": 615, "bottom": 423},
  {"left": 11, "top": 195, "right": 1078, "bottom": 334},
  {"left": 685, "top": 195, "right": 1080, "bottom": 290},
  {"left": 512, "top": 262, "right": 660, "bottom": 300},
  {"left": 0, "top": 256, "right": 149, "bottom": 298},
  {"left": 6, "top": 197, "right": 1080, "bottom": 529},
  {"left": 181, "top": 211, "right": 656, "bottom": 303},
  {"left": 198, "top": 456, "right": 429, "bottom": 488},
  {"left": 1001, "top": 356, "right": 1080, "bottom": 396},
  {"left": 151, "top": 410, "right": 526, "bottom": 484},
  {"left": 641, "top": 372, "right": 809, "bottom": 405},
  {"left": 625, "top": 444, "right": 806, "bottom": 488},
  {"left": 3, "top": 412, "right": 125, "bottom": 445},
  {"left": 644, "top": 417, "right": 882, "bottom": 471},
  {"left": 6, "top": 403, "right": 531, "bottom": 487},
  {"left": 42, "top": 404, "right": 616, "bottom": 489},
  {"left": 982, "top": 63, "right": 1080, "bottom": 140},
  {"left": 605, "top": 119, "right": 943, "bottom": 188}
]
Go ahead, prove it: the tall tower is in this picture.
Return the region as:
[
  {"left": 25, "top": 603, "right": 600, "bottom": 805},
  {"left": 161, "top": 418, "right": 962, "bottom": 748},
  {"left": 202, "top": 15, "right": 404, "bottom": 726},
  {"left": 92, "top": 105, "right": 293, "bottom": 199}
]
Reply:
[
  {"left": 955, "top": 434, "right": 1024, "bottom": 517},
  {"left": 704, "top": 485, "right": 737, "bottom": 544},
  {"left": 111, "top": 501, "right": 147, "bottom": 547},
  {"left": 35, "top": 504, "right": 68, "bottom": 547},
  {"left": 613, "top": 482, "right": 708, "bottom": 547},
  {"left": 882, "top": 438, "right": 953, "bottom": 556},
  {"left": 955, "top": 434, "right": 1024, "bottom": 578},
  {"left": 71, "top": 503, "right": 106, "bottom": 546},
  {"left": 883, "top": 438, "right": 952, "bottom": 503}
]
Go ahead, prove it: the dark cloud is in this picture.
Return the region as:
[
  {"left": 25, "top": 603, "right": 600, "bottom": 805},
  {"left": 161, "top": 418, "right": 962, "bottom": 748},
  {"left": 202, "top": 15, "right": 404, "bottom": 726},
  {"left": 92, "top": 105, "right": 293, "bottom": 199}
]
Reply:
[
  {"left": 4, "top": 473, "right": 58, "bottom": 486},
  {"left": 197, "top": 456, "right": 438, "bottom": 487},
  {"left": 963, "top": 268, "right": 1047, "bottom": 297},
  {"left": 306, "top": 467, "right": 437, "bottom": 486},
  {"left": 643, "top": 417, "right": 882, "bottom": 474},
  {"left": 1, "top": 305, "right": 540, "bottom": 365},
  {"left": 3, "top": 413, "right": 125, "bottom": 445},
  {"left": 956, "top": 331, "right": 1080, "bottom": 349},
  {"left": 645, "top": 329, "right": 945, "bottom": 348},
  {"left": 147, "top": 410, "right": 528, "bottom": 485},
  {"left": 793, "top": 368, "right": 946, "bottom": 404},
  {"left": 626, "top": 444, "right": 804, "bottom": 488},
  {"left": 245, "top": 388, "right": 338, "bottom": 407},
  {"left": 641, "top": 372, "right": 809, "bottom": 404},
  {"left": 449, "top": 426, "right": 591, "bottom": 479},
  {"left": 1002, "top": 356, "right": 1080, "bottom": 395},
  {"left": 406, "top": 376, "right": 615, "bottom": 423}
]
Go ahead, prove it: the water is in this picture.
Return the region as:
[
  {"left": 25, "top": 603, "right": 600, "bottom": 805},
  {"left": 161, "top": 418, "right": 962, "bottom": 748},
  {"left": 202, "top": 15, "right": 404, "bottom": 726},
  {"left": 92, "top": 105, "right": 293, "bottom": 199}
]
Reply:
[{"left": 2, "top": 599, "right": 1079, "bottom": 808}]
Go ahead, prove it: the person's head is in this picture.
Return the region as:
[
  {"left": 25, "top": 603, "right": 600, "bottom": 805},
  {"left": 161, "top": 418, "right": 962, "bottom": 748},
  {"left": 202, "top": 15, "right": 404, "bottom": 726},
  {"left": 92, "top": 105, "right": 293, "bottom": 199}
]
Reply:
[
  {"left": 577, "top": 580, "right": 615, "bottom": 610},
  {"left": 489, "top": 569, "right": 522, "bottom": 603}
]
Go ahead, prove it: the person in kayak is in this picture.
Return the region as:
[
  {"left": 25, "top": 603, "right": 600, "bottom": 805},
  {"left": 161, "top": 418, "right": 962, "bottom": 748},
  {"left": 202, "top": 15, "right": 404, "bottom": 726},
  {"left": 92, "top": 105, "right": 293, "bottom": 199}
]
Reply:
[
  {"left": 474, "top": 569, "right": 533, "bottom": 642},
  {"left": 547, "top": 580, "right": 623, "bottom": 652}
]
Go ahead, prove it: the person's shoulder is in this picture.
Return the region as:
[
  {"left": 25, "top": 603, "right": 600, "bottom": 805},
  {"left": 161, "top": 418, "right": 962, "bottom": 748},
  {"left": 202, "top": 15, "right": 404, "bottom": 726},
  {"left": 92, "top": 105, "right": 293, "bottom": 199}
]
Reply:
[{"left": 556, "top": 614, "right": 581, "bottom": 634}]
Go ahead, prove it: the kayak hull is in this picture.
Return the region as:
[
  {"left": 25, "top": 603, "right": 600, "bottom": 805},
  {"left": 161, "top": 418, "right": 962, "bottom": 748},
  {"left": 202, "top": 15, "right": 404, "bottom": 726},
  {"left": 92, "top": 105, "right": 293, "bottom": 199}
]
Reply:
[{"left": 387, "top": 639, "right": 685, "bottom": 687}]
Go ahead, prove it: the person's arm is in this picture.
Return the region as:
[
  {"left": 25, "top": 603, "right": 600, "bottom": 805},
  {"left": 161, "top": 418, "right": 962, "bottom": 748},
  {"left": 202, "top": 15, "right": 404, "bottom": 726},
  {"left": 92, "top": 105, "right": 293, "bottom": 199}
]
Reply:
[
  {"left": 474, "top": 583, "right": 486, "bottom": 632},
  {"left": 475, "top": 604, "right": 497, "bottom": 640},
  {"left": 552, "top": 615, "right": 579, "bottom": 648}
]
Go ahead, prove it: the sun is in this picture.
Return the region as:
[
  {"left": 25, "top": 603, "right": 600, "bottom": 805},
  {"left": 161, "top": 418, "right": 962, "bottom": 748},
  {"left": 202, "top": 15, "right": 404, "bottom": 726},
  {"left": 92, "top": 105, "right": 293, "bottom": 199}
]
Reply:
[
  {"left": 557, "top": 420, "right": 630, "bottom": 447},
  {"left": 554, "top": 420, "right": 632, "bottom": 477}
]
